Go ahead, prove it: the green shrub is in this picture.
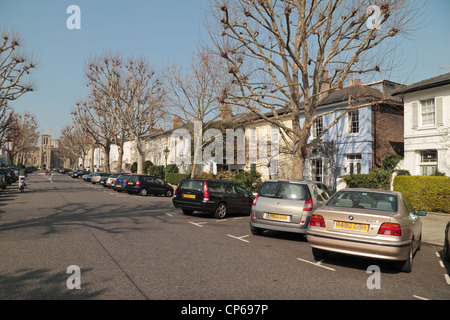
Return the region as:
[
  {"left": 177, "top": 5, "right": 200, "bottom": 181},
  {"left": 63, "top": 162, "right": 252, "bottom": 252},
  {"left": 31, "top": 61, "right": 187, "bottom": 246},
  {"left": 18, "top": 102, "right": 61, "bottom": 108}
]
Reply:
[
  {"left": 195, "top": 172, "right": 215, "bottom": 179},
  {"left": 216, "top": 170, "right": 236, "bottom": 181},
  {"left": 147, "top": 165, "right": 165, "bottom": 178},
  {"left": 167, "top": 172, "right": 190, "bottom": 185},
  {"left": 130, "top": 162, "right": 138, "bottom": 173},
  {"left": 393, "top": 175, "right": 450, "bottom": 213},
  {"left": 342, "top": 168, "right": 392, "bottom": 190},
  {"left": 235, "top": 170, "right": 262, "bottom": 193},
  {"left": 382, "top": 155, "right": 403, "bottom": 170}
]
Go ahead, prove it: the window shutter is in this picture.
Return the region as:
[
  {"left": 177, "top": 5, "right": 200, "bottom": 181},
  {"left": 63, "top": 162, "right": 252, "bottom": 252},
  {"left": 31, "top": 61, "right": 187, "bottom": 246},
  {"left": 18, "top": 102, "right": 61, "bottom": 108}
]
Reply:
[
  {"left": 304, "top": 158, "right": 311, "bottom": 180},
  {"left": 435, "top": 97, "right": 444, "bottom": 126},
  {"left": 411, "top": 101, "right": 419, "bottom": 129}
]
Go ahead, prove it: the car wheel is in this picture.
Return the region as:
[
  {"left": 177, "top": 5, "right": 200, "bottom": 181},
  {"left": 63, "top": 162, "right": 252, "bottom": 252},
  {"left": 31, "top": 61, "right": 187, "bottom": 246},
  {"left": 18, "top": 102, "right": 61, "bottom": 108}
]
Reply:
[
  {"left": 444, "top": 226, "right": 450, "bottom": 262},
  {"left": 182, "top": 209, "right": 194, "bottom": 215},
  {"left": 312, "top": 248, "right": 329, "bottom": 261},
  {"left": 139, "top": 188, "right": 147, "bottom": 196},
  {"left": 398, "top": 245, "right": 413, "bottom": 273},
  {"left": 250, "top": 225, "right": 264, "bottom": 236},
  {"left": 214, "top": 203, "right": 227, "bottom": 219},
  {"left": 165, "top": 189, "right": 173, "bottom": 197}
]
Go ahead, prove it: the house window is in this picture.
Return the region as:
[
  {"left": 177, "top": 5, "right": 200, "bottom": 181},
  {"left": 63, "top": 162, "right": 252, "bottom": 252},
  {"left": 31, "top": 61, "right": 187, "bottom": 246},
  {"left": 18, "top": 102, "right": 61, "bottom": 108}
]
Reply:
[
  {"left": 421, "top": 99, "right": 435, "bottom": 126},
  {"left": 420, "top": 150, "right": 437, "bottom": 176},
  {"left": 311, "top": 159, "right": 323, "bottom": 182},
  {"left": 312, "top": 116, "right": 323, "bottom": 138},
  {"left": 420, "top": 150, "right": 437, "bottom": 163},
  {"left": 348, "top": 110, "right": 359, "bottom": 134},
  {"left": 346, "top": 154, "right": 362, "bottom": 174}
]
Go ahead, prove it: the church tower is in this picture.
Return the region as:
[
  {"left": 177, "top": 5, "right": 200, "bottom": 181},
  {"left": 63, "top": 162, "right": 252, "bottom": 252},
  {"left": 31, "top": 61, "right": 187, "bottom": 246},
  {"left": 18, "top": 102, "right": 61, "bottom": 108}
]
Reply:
[{"left": 40, "top": 132, "right": 52, "bottom": 169}]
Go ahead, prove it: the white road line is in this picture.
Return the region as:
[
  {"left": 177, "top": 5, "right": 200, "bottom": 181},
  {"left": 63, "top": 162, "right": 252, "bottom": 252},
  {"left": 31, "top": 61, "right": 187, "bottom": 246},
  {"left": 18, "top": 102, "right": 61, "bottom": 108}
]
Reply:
[
  {"left": 189, "top": 221, "right": 207, "bottom": 228},
  {"left": 297, "top": 258, "right": 336, "bottom": 271},
  {"left": 165, "top": 213, "right": 173, "bottom": 217},
  {"left": 413, "top": 295, "right": 430, "bottom": 300},
  {"left": 445, "top": 274, "right": 450, "bottom": 285},
  {"left": 216, "top": 219, "right": 228, "bottom": 222},
  {"left": 227, "top": 234, "right": 250, "bottom": 243}
]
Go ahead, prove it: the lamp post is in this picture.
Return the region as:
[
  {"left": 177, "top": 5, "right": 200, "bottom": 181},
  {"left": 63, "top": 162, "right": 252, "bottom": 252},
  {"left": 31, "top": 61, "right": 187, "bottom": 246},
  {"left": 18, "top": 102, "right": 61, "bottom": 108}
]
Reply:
[{"left": 163, "top": 147, "right": 170, "bottom": 182}]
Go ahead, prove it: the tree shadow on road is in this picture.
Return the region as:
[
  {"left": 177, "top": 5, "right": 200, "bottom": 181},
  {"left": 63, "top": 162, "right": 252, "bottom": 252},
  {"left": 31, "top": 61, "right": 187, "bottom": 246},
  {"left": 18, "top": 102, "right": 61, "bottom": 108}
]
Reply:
[{"left": 0, "top": 267, "right": 104, "bottom": 299}]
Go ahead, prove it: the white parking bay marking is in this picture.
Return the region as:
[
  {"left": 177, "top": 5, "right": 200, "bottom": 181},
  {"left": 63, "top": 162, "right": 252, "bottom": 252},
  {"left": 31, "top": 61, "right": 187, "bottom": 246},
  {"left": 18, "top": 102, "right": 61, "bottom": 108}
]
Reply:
[
  {"left": 189, "top": 221, "right": 207, "bottom": 228},
  {"left": 227, "top": 234, "right": 249, "bottom": 243},
  {"left": 297, "top": 258, "right": 336, "bottom": 271}
]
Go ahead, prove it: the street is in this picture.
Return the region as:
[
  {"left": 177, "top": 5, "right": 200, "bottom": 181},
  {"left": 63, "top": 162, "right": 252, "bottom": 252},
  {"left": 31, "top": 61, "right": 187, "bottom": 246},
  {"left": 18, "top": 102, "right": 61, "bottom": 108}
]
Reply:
[{"left": 0, "top": 172, "right": 449, "bottom": 303}]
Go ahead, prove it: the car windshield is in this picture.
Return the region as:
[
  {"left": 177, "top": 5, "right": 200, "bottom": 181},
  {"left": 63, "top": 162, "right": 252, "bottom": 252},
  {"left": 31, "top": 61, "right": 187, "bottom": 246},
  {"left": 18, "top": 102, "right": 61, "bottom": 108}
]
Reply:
[
  {"left": 179, "top": 180, "right": 203, "bottom": 192},
  {"left": 327, "top": 191, "right": 398, "bottom": 212},
  {"left": 259, "top": 182, "right": 310, "bottom": 200}
]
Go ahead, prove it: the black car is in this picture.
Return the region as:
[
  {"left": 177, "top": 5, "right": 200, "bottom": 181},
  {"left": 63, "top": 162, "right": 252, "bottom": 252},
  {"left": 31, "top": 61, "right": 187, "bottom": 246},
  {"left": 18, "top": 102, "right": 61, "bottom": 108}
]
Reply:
[
  {"left": 125, "top": 174, "right": 174, "bottom": 197},
  {"left": 72, "top": 170, "right": 88, "bottom": 179},
  {"left": 172, "top": 179, "right": 254, "bottom": 219}
]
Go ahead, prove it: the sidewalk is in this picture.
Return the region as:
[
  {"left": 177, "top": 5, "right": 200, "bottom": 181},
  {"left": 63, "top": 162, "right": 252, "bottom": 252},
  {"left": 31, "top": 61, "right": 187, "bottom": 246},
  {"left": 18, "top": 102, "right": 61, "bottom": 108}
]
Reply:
[{"left": 421, "top": 212, "right": 449, "bottom": 246}]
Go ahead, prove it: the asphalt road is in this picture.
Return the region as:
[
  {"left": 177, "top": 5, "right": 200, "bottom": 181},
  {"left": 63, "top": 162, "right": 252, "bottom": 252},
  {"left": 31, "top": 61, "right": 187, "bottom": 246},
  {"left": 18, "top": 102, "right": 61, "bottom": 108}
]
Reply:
[{"left": 1, "top": 171, "right": 449, "bottom": 304}]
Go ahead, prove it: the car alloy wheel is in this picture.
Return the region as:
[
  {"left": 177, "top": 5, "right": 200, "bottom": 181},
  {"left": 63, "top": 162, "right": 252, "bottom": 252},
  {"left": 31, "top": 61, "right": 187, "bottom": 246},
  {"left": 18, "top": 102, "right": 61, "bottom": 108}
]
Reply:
[
  {"left": 166, "top": 189, "right": 173, "bottom": 197},
  {"left": 214, "top": 203, "right": 227, "bottom": 219},
  {"left": 398, "top": 245, "right": 413, "bottom": 273},
  {"left": 139, "top": 188, "right": 147, "bottom": 196}
]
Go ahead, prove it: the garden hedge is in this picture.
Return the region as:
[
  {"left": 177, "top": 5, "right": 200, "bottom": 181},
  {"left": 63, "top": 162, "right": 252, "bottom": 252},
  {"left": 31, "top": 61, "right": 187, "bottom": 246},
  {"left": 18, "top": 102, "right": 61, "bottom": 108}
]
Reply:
[{"left": 393, "top": 175, "right": 450, "bottom": 213}]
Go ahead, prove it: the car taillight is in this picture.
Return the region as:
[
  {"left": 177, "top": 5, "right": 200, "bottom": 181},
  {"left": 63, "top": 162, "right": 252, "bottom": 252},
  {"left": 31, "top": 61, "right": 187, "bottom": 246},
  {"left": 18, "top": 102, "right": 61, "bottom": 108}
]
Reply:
[
  {"left": 378, "top": 223, "right": 402, "bottom": 236},
  {"left": 174, "top": 187, "right": 178, "bottom": 195},
  {"left": 252, "top": 195, "right": 259, "bottom": 206},
  {"left": 203, "top": 181, "right": 210, "bottom": 201},
  {"left": 310, "top": 215, "right": 325, "bottom": 227},
  {"left": 136, "top": 180, "right": 140, "bottom": 186},
  {"left": 303, "top": 198, "right": 313, "bottom": 211}
]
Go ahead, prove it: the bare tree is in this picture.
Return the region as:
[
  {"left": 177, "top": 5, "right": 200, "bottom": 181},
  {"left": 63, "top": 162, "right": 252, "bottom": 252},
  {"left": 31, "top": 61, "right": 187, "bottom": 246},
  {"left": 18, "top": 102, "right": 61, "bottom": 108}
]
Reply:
[
  {"left": 209, "top": 0, "right": 425, "bottom": 178},
  {"left": 59, "top": 124, "right": 94, "bottom": 170},
  {"left": 72, "top": 92, "right": 119, "bottom": 172},
  {"left": 86, "top": 53, "right": 165, "bottom": 174},
  {"left": 4, "top": 112, "right": 39, "bottom": 166},
  {"left": 164, "top": 48, "right": 236, "bottom": 177}
]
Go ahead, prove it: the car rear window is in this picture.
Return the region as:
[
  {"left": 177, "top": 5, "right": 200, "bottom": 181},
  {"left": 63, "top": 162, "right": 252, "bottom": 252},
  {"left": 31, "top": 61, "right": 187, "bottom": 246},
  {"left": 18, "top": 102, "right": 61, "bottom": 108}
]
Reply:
[
  {"left": 327, "top": 191, "right": 398, "bottom": 212},
  {"left": 259, "top": 182, "right": 310, "bottom": 200},
  {"left": 179, "top": 180, "right": 203, "bottom": 192}
]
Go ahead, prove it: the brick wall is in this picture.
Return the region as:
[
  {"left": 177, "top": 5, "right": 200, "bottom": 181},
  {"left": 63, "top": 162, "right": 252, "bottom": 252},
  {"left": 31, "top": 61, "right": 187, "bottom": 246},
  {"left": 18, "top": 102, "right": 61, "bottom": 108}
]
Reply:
[{"left": 372, "top": 104, "right": 404, "bottom": 168}]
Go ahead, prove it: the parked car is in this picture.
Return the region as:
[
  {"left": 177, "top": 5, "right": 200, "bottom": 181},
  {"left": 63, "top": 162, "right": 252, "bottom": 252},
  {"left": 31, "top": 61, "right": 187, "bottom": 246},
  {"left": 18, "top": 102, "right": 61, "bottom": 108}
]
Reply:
[
  {"left": 72, "top": 170, "right": 88, "bottom": 179},
  {"left": 306, "top": 188, "right": 427, "bottom": 273},
  {"left": 82, "top": 172, "right": 96, "bottom": 182},
  {"left": 445, "top": 221, "right": 450, "bottom": 262},
  {"left": 0, "top": 169, "right": 13, "bottom": 185},
  {"left": 105, "top": 173, "right": 121, "bottom": 188},
  {"left": 125, "top": 174, "right": 174, "bottom": 197},
  {"left": 114, "top": 174, "right": 133, "bottom": 192},
  {"left": 250, "top": 180, "right": 332, "bottom": 236},
  {"left": 172, "top": 179, "right": 254, "bottom": 219},
  {"left": 91, "top": 172, "right": 111, "bottom": 184},
  {"left": 99, "top": 175, "right": 110, "bottom": 186},
  {"left": 0, "top": 174, "right": 6, "bottom": 191}
]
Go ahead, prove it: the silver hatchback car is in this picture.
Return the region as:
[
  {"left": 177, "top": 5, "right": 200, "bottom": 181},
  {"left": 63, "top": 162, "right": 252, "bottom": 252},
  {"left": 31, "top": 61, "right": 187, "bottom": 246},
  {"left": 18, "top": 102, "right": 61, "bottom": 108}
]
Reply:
[{"left": 250, "top": 180, "right": 332, "bottom": 236}]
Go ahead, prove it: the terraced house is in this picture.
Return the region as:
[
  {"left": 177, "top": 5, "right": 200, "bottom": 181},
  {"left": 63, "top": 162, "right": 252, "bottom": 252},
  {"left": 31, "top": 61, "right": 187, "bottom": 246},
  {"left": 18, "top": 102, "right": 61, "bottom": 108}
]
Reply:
[{"left": 395, "top": 72, "right": 450, "bottom": 176}]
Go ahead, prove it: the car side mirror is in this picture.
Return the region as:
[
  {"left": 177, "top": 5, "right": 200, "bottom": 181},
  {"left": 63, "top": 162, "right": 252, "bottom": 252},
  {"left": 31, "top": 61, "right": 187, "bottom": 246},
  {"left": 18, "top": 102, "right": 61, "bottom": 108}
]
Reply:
[{"left": 417, "top": 210, "right": 427, "bottom": 216}]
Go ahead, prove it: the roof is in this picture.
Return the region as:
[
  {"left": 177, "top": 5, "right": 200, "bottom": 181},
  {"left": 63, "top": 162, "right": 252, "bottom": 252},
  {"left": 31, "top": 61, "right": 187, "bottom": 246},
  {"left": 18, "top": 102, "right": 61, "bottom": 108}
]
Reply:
[
  {"left": 233, "top": 82, "right": 402, "bottom": 124},
  {"left": 393, "top": 72, "right": 450, "bottom": 95}
]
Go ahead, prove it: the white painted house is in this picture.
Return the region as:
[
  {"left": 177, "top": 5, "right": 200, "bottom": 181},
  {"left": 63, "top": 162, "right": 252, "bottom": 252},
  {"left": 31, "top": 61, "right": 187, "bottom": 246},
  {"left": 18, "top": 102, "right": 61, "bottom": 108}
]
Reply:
[{"left": 395, "top": 72, "right": 450, "bottom": 176}]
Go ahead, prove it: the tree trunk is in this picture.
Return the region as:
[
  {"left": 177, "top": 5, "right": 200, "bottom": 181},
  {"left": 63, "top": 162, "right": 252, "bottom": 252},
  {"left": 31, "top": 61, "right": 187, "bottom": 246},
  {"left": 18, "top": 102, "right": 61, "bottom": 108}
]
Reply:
[
  {"left": 135, "top": 136, "right": 144, "bottom": 174},
  {"left": 103, "top": 143, "right": 111, "bottom": 173}
]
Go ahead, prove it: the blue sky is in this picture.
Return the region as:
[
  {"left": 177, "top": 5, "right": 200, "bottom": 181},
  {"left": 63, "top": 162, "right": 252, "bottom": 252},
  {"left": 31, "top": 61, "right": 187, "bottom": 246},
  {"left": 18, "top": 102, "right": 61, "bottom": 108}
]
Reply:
[{"left": 1, "top": 0, "right": 449, "bottom": 138}]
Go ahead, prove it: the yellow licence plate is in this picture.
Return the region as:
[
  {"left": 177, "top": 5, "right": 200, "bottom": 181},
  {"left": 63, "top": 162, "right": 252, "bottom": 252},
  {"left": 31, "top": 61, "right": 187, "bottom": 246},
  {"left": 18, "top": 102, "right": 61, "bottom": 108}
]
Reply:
[
  {"left": 183, "top": 194, "right": 196, "bottom": 199},
  {"left": 334, "top": 221, "right": 368, "bottom": 232},
  {"left": 267, "top": 213, "right": 289, "bottom": 221},
  {"left": 128, "top": 182, "right": 133, "bottom": 185}
]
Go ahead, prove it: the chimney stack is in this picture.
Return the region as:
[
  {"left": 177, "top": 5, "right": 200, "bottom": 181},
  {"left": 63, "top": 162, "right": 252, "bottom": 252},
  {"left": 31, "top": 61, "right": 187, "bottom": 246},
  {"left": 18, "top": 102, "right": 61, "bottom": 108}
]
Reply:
[
  {"left": 220, "top": 103, "right": 233, "bottom": 123},
  {"left": 172, "top": 116, "right": 183, "bottom": 129}
]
